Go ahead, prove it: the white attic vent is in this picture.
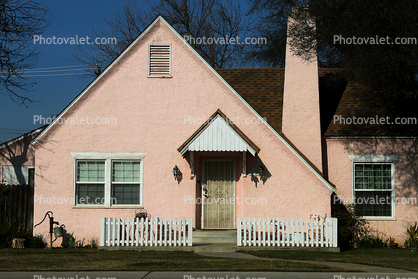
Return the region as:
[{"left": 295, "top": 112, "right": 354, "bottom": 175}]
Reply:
[{"left": 148, "top": 45, "right": 171, "bottom": 77}]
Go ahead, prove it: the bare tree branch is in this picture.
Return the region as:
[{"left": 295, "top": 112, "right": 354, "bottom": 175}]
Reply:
[
  {"left": 73, "top": 0, "right": 246, "bottom": 75},
  {"left": 0, "top": 0, "right": 52, "bottom": 106}
]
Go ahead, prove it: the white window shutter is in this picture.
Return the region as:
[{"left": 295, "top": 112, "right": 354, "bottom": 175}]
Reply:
[{"left": 149, "top": 45, "right": 171, "bottom": 77}]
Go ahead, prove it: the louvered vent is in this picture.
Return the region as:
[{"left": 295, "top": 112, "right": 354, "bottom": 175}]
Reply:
[{"left": 149, "top": 45, "right": 171, "bottom": 77}]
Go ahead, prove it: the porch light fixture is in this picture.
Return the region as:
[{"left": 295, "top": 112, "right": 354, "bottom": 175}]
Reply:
[
  {"left": 259, "top": 165, "right": 265, "bottom": 178},
  {"left": 173, "top": 165, "right": 180, "bottom": 180},
  {"left": 249, "top": 165, "right": 265, "bottom": 178}
]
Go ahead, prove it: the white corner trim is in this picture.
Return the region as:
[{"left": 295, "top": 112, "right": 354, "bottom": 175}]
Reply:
[
  {"left": 71, "top": 152, "right": 147, "bottom": 160},
  {"left": 348, "top": 155, "right": 399, "bottom": 162}
]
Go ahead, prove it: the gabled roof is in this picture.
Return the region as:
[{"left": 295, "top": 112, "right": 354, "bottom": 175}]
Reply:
[
  {"left": 178, "top": 110, "right": 260, "bottom": 156},
  {"left": 217, "top": 68, "right": 418, "bottom": 138},
  {"left": 216, "top": 69, "right": 284, "bottom": 134},
  {"left": 0, "top": 126, "right": 45, "bottom": 149},
  {"left": 30, "top": 15, "right": 336, "bottom": 192}
]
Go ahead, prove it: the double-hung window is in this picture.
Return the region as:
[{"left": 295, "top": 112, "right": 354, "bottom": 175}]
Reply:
[
  {"left": 72, "top": 153, "right": 146, "bottom": 207},
  {"left": 76, "top": 161, "right": 105, "bottom": 204},
  {"left": 112, "top": 161, "right": 141, "bottom": 205},
  {"left": 349, "top": 155, "right": 398, "bottom": 220}
]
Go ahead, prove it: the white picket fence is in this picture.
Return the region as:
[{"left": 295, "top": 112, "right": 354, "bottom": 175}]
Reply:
[
  {"left": 100, "top": 217, "right": 193, "bottom": 247},
  {"left": 237, "top": 217, "right": 338, "bottom": 247}
]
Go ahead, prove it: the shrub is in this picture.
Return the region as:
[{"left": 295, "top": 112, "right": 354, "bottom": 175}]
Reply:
[
  {"left": 20, "top": 232, "right": 47, "bottom": 248},
  {"left": 89, "top": 238, "right": 98, "bottom": 248},
  {"left": 0, "top": 214, "right": 24, "bottom": 248},
  {"left": 66, "top": 232, "right": 85, "bottom": 248},
  {"left": 404, "top": 222, "right": 418, "bottom": 248},
  {"left": 357, "top": 233, "right": 388, "bottom": 249},
  {"left": 332, "top": 201, "right": 369, "bottom": 251}
]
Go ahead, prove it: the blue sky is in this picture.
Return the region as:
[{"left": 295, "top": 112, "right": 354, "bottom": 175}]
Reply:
[
  {"left": 0, "top": 0, "right": 147, "bottom": 142},
  {"left": 0, "top": 0, "right": 252, "bottom": 143}
]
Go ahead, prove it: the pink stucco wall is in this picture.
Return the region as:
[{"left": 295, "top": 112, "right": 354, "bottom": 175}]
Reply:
[
  {"left": 33, "top": 20, "right": 333, "bottom": 245},
  {"left": 282, "top": 17, "right": 323, "bottom": 171},
  {"left": 327, "top": 138, "right": 418, "bottom": 243}
]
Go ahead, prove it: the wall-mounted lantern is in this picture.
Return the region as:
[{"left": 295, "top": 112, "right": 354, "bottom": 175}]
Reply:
[
  {"left": 250, "top": 165, "right": 265, "bottom": 178},
  {"left": 259, "top": 165, "right": 265, "bottom": 178},
  {"left": 173, "top": 165, "right": 180, "bottom": 180}
]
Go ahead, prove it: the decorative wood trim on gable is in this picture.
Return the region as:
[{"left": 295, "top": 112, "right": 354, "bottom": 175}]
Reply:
[
  {"left": 178, "top": 109, "right": 260, "bottom": 156},
  {"left": 148, "top": 44, "right": 171, "bottom": 77}
]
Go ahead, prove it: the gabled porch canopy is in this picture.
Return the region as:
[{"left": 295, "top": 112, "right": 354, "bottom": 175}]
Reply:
[{"left": 178, "top": 110, "right": 260, "bottom": 156}]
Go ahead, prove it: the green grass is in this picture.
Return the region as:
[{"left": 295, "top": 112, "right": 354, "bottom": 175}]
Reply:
[
  {"left": 0, "top": 248, "right": 351, "bottom": 272},
  {"left": 241, "top": 249, "right": 418, "bottom": 272}
]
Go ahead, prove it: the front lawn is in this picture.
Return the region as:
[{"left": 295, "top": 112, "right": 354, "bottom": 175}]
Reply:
[
  {"left": 241, "top": 249, "right": 418, "bottom": 272},
  {"left": 0, "top": 248, "right": 351, "bottom": 272}
]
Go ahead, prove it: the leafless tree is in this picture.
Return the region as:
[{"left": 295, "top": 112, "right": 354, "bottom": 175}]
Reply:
[
  {"left": 0, "top": 0, "right": 51, "bottom": 105},
  {"left": 73, "top": 0, "right": 246, "bottom": 76}
]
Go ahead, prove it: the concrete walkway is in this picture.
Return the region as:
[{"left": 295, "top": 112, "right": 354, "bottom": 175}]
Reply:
[{"left": 0, "top": 251, "right": 416, "bottom": 279}]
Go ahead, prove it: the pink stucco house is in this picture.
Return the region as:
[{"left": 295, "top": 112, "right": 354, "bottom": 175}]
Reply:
[{"left": 2, "top": 15, "right": 417, "bottom": 247}]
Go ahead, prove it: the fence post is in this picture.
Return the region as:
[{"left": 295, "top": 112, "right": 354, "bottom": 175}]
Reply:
[
  {"left": 100, "top": 217, "right": 105, "bottom": 246},
  {"left": 237, "top": 217, "right": 241, "bottom": 246},
  {"left": 188, "top": 217, "right": 193, "bottom": 246},
  {"left": 333, "top": 217, "right": 338, "bottom": 248}
]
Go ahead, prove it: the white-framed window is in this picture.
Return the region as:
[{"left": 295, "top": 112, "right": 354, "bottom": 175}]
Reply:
[
  {"left": 76, "top": 160, "right": 105, "bottom": 205},
  {"left": 71, "top": 153, "right": 146, "bottom": 208},
  {"left": 348, "top": 155, "right": 398, "bottom": 220},
  {"left": 1, "top": 165, "right": 34, "bottom": 185},
  {"left": 148, "top": 44, "right": 171, "bottom": 77},
  {"left": 111, "top": 161, "right": 141, "bottom": 205}
]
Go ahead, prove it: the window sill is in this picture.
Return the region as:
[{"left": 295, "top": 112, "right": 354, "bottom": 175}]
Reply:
[
  {"left": 73, "top": 205, "right": 143, "bottom": 209},
  {"left": 362, "top": 217, "right": 396, "bottom": 221},
  {"left": 147, "top": 75, "right": 172, "bottom": 78}
]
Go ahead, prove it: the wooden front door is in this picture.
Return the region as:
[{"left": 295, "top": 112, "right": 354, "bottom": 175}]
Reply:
[{"left": 202, "top": 160, "right": 235, "bottom": 229}]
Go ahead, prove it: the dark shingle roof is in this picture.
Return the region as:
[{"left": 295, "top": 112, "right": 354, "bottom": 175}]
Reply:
[
  {"left": 217, "top": 68, "right": 284, "bottom": 134},
  {"left": 217, "top": 68, "right": 418, "bottom": 137}
]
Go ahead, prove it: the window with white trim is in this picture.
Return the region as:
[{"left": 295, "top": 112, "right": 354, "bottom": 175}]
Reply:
[
  {"left": 72, "top": 153, "right": 146, "bottom": 207},
  {"left": 349, "top": 155, "right": 397, "bottom": 220},
  {"left": 148, "top": 44, "right": 171, "bottom": 77},
  {"left": 76, "top": 161, "right": 105, "bottom": 204},
  {"left": 111, "top": 161, "right": 141, "bottom": 205}
]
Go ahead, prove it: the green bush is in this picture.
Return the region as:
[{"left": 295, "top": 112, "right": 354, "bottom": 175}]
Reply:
[
  {"left": 65, "top": 232, "right": 85, "bottom": 248},
  {"left": 0, "top": 214, "right": 24, "bottom": 248},
  {"left": 89, "top": 238, "right": 98, "bottom": 248},
  {"left": 332, "top": 202, "right": 369, "bottom": 251},
  {"left": 404, "top": 222, "right": 418, "bottom": 248},
  {"left": 357, "top": 233, "right": 388, "bottom": 249},
  {"left": 20, "top": 232, "right": 47, "bottom": 248}
]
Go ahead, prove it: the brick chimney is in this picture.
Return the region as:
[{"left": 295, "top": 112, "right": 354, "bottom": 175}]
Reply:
[{"left": 282, "top": 8, "right": 323, "bottom": 171}]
